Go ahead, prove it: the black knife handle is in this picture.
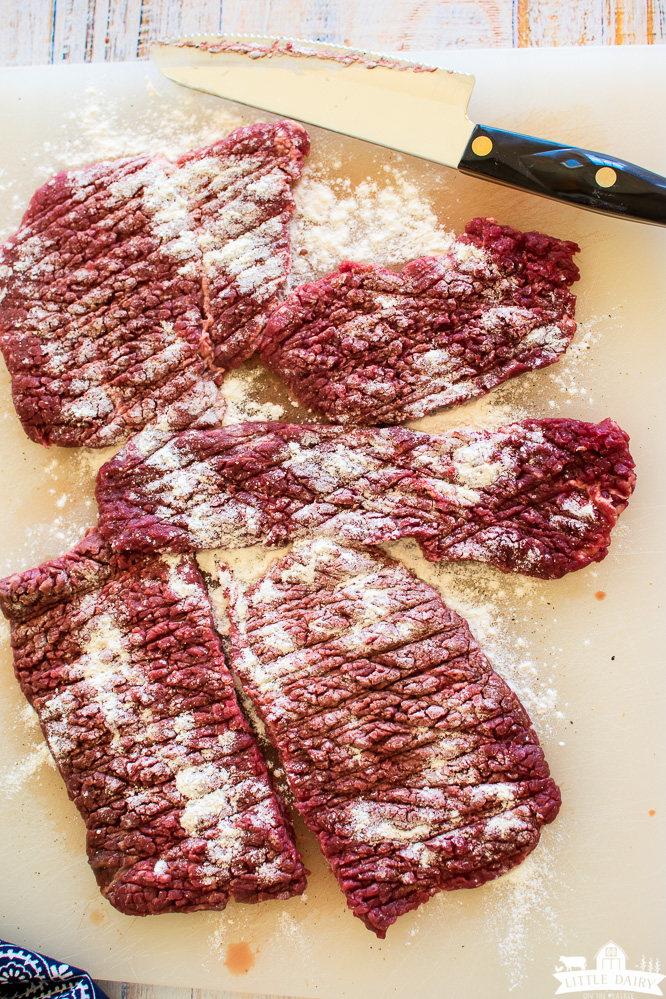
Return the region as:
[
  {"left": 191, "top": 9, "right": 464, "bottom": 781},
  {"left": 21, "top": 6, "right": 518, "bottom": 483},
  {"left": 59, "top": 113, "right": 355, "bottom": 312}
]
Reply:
[{"left": 459, "top": 123, "right": 666, "bottom": 226}]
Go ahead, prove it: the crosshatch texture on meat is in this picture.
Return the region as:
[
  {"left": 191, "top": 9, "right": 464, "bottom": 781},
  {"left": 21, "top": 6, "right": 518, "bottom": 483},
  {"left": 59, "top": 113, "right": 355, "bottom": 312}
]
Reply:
[
  {"left": 220, "top": 539, "right": 561, "bottom": 937},
  {"left": 96, "top": 417, "right": 635, "bottom": 579},
  {"left": 0, "top": 532, "right": 306, "bottom": 915},
  {"left": 0, "top": 121, "right": 309, "bottom": 448},
  {"left": 259, "top": 218, "right": 579, "bottom": 425}
]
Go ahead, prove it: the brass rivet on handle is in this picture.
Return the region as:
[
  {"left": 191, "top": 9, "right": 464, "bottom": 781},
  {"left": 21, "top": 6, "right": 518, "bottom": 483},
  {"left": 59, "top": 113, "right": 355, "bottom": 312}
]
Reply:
[
  {"left": 472, "top": 135, "right": 493, "bottom": 157},
  {"left": 595, "top": 166, "right": 617, "bottom": 188}
]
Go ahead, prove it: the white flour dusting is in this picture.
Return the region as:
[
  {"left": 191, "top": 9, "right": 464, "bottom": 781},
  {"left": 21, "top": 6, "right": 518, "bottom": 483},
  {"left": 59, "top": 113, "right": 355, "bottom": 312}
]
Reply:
[
  {"left": 219, "top": 366, "right": 286, "bottom": 425},
  {"left": 1, "top": 85, "right": 246, "bottom": 224},
  {"left": 68, "top": 83, "right": 245, "bottom": 164},
  {"left": 0, "top": 741, "right": 55, "bottom": 798},
  {"left": 384, "top": 538, "right": 567, "bottom": 725},
  {"left": 289, "top": 169, "right": 455, "bottom": 283},
  {"left": 0, "top": 79, "right": 596, "bottom": 991},
  {"left": 480, "top": 837, "right": 565, "bottom": 988},
  {"left": 373, "top": 540, "right": 571, "bottom": 984},
  {"left": 202, "top": 536, "right": 570, "bottom": 986},
  {"left": 545, "top": 315, "right": 603, "bottom": 410}
]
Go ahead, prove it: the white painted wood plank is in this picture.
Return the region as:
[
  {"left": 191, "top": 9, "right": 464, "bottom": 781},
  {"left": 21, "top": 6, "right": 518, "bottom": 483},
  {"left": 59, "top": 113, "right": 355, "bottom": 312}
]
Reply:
[
  {"left": 136, "top": 0, "right": 223, "bottom": 58},
  {"left": 0, "top": 0, "right": 56, "bottom": 66},
  {"left": 2, "top": 0, "right": 665, "bottom": 66},
  {"left": 219, "top": 0, "right": 516, "bottom": 49},
  {"left": 609, "top": 0, "right": 656, "bottom": 43},
  {"left": 516, "top": 0, "right": 666, "bottom": 44},
  {"left": 51, "top": 0, "right": 94, "bottom": 62}
]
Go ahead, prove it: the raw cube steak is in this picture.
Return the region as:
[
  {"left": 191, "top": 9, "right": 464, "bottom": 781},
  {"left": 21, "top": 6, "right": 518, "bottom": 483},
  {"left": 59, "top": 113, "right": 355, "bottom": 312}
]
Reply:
[
  {"left": 95, "top": 417, "right": 635, "bottom": 579},
  {"left": 0, "top": 531, "right": 306, "bottom": 915},
  {"left": 0, "top": 121, "right": 309, "bottom": 447},
  {"left": 259, "top": 218, "right": 579, "bottom": 425},
  {"left": 222, "top": 539, "right": 561, "bottom": 936}
]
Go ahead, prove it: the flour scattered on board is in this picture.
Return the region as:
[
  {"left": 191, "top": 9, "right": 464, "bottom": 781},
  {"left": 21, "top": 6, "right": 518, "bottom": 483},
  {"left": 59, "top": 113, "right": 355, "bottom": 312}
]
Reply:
[
  {"left": 0, "top": 75, "right": 598, "bottom": 992},
  {"left": 375, "top": 541, "right": 570, "bottom": 987},
  {"left": 0, "top": 84, "right": 245, "bottom": 225},
  {"left": 219, "top": 366, "right": 286, "bottom": 425},
  {"left": 290, "top": 169, "right": 456, "bottom": 283},
  {"left": 199, "top": 533, "right": 570, "bottom": 987},
  {"left": 0, "top": 741, "right": 54, "bottom": 798},
  {"left": 480, "top": 837, "right": 565, "bottom": 988},
  {"left": 545, "top": 315, "right": 604, "bottom": 409},
  {"left": 0, "top": 426, "right": 117, "bottom": 579}
]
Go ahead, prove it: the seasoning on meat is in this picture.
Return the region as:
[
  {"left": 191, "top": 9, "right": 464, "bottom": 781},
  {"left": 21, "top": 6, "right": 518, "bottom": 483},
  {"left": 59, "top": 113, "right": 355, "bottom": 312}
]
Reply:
[
  {"left": 0, "top": 531, "right": 306, "bottom": 915},
  {"left": 96, "top": 417, "right": 635, "bottom": 580},
  {"left": 0, "top": 121, "right": 309, "bottom": 447},
  {"left": 220, "top": 539, "right": 561, "bottom": 937},
  {"left": 258, "top": 218, "right": 579, "bottom": 425}
]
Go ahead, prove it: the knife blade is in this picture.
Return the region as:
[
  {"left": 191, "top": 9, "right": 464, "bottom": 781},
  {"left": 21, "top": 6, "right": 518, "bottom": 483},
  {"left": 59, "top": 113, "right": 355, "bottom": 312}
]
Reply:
[{"left": 151, "top": 35, "right": 666, "bottom": 227}]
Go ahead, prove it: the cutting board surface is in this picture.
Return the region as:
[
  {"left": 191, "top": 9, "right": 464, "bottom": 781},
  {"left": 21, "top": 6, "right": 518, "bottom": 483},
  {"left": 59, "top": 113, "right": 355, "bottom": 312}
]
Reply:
[{"left": 0, "top": 47, "right": 664, "bottom": 999}]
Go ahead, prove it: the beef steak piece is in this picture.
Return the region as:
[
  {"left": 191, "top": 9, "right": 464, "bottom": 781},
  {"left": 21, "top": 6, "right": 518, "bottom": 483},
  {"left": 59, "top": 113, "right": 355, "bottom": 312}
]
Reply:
[
  {"left": 0, "top": 121, "right": 309, "bottom": 447},
  {"left": 221, "top": 539, "right": 561, "bottom": 937},
  {"left": 259, "top": 218, "right": 579, "bottom": 425},
  {"left": 96, "top": 417, "right": 635, "bottom": 579},
  {"left": 0, "top": 531, "right": 306, "bottom": 915}
]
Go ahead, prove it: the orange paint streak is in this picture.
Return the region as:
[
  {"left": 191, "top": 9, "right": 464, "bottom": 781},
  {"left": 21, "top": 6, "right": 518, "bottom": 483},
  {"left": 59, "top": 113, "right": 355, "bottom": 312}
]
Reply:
[
  {"left": 517, "top": 0, "right": 531, "bottom": 46},
  {"left": 614, "top": 0, "right": 624, "bottom": 44},
  {"left": 594, "top": 591, "right": 607, "bottom": 601},
  {"left": 487, "top": 1, "right": 507, "bottom": 46},
  {"left": 224, "top": 942, "right": 256, "bottom": 976},
  {"left": 647, "top": 0, "right": 656, "bottom": 42}
]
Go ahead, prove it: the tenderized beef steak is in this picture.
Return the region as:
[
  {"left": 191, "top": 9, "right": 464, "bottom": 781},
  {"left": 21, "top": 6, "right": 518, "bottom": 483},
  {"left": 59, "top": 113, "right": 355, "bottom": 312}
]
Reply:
[
  {"left": 0, "top": 531, "right": 306, "bottom": 915},
  {"left": 0, "top": 122, "right": 309, "bottom": 447},
  {"left": 259, "top": 218, "right": 579, "bottom": 425},
  {"left": 220, "top": 539, "right": 561, "bottom": 937},
  {"left": 96, "top": 417, "right": 635, "bottom": 579}
]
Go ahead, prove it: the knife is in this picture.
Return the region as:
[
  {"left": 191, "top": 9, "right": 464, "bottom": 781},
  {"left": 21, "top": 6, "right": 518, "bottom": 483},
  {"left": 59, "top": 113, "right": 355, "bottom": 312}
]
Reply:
[{"left": 151, "top": 35, "right": 666, "bottom": 227}]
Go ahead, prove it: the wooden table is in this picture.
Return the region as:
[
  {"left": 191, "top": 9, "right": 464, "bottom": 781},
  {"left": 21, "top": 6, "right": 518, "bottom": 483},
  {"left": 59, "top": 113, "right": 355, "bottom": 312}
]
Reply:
[
  {"left": 1, "top": 3, "right": 663, "bottom": 999},
  {"left": 1, "top": 0, "right": 664, "bottom": 64}
]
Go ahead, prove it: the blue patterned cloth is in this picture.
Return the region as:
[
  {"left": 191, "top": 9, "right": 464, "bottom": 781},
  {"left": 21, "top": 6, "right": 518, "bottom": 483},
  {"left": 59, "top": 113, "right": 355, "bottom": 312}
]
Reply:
[{"left": 0, "top": 941, "right": 109, "bottom": 999}]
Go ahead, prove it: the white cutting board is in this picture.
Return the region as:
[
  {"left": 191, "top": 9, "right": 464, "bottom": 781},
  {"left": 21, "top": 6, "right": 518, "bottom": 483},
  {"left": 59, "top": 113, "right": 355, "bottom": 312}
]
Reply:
[{"left": 0, "top": 46, "right": 664, "bottom": 999}]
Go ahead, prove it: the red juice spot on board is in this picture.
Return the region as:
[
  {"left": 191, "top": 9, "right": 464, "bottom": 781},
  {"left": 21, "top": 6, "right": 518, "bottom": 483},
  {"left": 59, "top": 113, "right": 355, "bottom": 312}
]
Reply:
[
  {"left": 595, "top": 591, "right": 606, "bottom": 600},
  {"left": 224, "top": 942, "right": 256, "bottom": 975}
]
